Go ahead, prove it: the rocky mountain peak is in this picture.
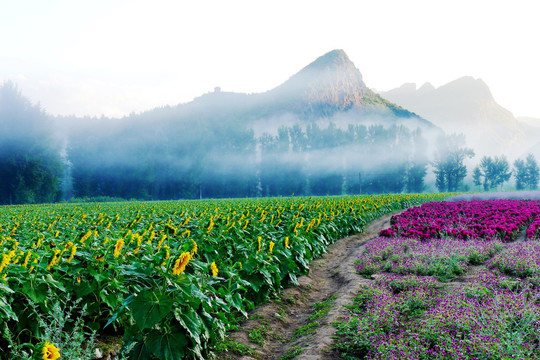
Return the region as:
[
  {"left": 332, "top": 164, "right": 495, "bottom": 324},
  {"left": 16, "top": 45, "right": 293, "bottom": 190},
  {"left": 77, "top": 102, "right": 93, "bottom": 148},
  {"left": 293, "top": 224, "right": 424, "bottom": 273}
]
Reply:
[{"left": 270, "top": 49, "right": 370, "bottom": 115}]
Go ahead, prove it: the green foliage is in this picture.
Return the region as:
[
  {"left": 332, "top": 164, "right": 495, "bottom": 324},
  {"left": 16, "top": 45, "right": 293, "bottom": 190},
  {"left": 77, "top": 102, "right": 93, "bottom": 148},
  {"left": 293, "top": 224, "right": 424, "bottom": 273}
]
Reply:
[
  {"left": 334, "top": 276, "right": 439, "bottom": 359},
  {"left": 514, "top": 153, "right": 540, "bottom": 190},
  {"left": 279, "top": 345, "right": 304, "bottom": 359},
  {"left": 308, "top": 295, "right": 337, "bottom": 321},
  {"left": 214, "top": 339, "right": 255, "bottom": 356},
  {"left": 0, "top": 82, "right": 63, "bottom": 205},
  {"left": 1, "top": 295, "right": 96, "bottom": 360},
  {"left": 473, "top": 155, "right": 512, "bottom": 190},
  {"left": 130, "top": 291, "right": 174, "bottom": 330},
  {"left": 433, "top": 134, "right": 474, "bottom": 192},
  {"left": 248, "top": 325, "right": 271, "bottom": 345},
  {"left": 0, "top": 194, "right": 447, "bottom": 359},
  {"left": 293, "top": 321, "right": 319, "bottom": 339},
  {"left": 68, "top": 196, "right": 128, "bottom": 203}
]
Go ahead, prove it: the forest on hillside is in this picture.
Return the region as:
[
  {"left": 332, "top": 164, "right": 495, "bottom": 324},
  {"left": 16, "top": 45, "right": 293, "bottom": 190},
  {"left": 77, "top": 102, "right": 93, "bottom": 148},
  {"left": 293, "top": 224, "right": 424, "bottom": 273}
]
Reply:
[{"left": 0, "top": 83, "right": 538, "bottom": 204}]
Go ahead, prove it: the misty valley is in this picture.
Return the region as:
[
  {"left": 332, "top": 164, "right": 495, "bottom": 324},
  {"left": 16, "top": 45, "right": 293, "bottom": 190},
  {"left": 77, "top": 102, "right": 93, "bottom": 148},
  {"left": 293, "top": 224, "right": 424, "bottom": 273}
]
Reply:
[
  {"left": 1, "top": 50, "right": 539, "bottom": 205},
  {"left": 0, "top": 83, "right": 480, "bottom": 204}
]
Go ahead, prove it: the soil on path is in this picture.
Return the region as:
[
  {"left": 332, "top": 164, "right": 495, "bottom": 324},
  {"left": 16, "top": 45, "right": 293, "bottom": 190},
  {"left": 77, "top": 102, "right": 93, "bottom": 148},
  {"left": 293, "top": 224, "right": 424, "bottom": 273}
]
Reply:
[{"left": 215, "top": 213, "right": 396, "bottom": 360}]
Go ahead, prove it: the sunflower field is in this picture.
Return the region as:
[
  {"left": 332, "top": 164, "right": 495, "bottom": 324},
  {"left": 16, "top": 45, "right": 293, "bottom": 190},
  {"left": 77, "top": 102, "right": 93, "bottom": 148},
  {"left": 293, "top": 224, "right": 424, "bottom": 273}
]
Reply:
[{"left": 0, "top": 194, "right": 448, "bottom": 359}]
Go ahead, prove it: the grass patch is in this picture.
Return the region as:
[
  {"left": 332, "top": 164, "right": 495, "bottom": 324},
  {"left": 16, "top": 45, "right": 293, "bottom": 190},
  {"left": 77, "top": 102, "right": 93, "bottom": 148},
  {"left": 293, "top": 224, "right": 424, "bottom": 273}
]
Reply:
[
  {"left": 214, "top": 339, "right": 255, "bottom": 356},
  {"left": 249, "top": 314, "right": 265, "bottom": 321},
  {"left": 308, "top": 295, "right": 337, "bottom": 321},
  {"left": 279, "top": 345, "right": 304, "bottom": 359},
  {"left": 293, "top": 321, "right": 319, "bottom": 339},
  {"left": 248, "top": 325, "right": 271, "bottom": 345},
  {"left": 284, "top": 295, "right": 297, "bottom": 305}
]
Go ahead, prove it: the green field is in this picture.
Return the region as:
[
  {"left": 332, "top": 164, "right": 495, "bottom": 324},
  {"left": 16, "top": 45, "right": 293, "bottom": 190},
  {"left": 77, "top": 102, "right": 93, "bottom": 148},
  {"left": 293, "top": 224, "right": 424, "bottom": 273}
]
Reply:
[{"left": 0, "top": 194, "right": 448, "bottom": 359}]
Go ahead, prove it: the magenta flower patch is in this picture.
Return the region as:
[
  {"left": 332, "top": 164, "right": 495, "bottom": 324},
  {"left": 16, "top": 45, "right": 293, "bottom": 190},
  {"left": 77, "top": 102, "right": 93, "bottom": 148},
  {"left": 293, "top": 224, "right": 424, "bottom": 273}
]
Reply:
[
  {"left": 336, "top": 199, "right": 540, "bottom": 359},
  {"left": 380, "top": 200, "right": 540, "bottom": 241}
]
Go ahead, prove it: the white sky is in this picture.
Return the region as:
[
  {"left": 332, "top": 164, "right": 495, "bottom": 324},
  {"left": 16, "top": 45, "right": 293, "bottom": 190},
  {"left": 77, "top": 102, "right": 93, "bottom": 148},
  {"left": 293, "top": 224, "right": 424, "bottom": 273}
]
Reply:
[{"left": 1, "top": 0, "right": 539, "bottom": 118}]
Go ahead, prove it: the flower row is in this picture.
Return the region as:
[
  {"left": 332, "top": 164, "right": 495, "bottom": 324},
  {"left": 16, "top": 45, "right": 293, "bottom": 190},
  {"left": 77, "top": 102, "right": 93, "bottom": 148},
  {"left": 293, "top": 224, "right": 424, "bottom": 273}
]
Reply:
[
  {"left": 380, "top": 199, "right": 540, "bottom": 241},
  {"left": 356, "top": 237, "right": 503, "bottom": 281},
  {"left": 526, "top": 218, "right": 540, "bottom": 239}
]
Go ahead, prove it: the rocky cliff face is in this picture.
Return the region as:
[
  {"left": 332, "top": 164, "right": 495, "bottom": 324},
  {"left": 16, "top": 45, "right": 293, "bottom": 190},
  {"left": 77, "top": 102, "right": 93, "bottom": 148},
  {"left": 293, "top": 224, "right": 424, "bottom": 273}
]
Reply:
[
  {"left": 270, "top": 49, "right": 368, "bottom": 111},
  {"left": 182, "top": 49, "right": 437, "bottom": 134},
  {"left": 268, "top": 49, "right": 426, "bottom": 121}
]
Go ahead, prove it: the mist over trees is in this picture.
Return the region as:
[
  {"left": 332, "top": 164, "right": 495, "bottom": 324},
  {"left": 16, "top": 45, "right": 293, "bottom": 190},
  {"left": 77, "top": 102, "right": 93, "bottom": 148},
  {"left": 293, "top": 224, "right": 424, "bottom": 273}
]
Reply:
[
  {"left": 1, "top": 76, "right": 539, "bottom": 204},
  {"left": 65, "top": 105, "right": 431, "bottom": 200},
  {"left": 0, "top": 83, "right": 62, "bottom": 204},
  {"left": 473, "top": 155, "right": 512, "bottom": 191},
  {"left": 259, "top": 123, "right": 428, "bottom": 196},
  {"left": 68, "top": 109, "right": 257, "bottom": 200},
  {"left": 514, "top": 154, "right": 540, "bottom": 190},
  {"left": 432, "top": 134, "right": 474, "bottom": 192},
  {"left": 0, "top": 50, "right": 451, "bottom": 204}
]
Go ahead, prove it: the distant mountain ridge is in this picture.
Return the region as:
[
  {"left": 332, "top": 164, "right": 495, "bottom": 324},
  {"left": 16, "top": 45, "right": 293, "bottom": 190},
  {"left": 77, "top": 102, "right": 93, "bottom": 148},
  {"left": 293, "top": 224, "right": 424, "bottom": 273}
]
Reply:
[
  {"left": 172, "top": 49, "right": 438, "bottom": 133},
  {"left": 381, "top": 77, "right": 540, "bottom": 158}
]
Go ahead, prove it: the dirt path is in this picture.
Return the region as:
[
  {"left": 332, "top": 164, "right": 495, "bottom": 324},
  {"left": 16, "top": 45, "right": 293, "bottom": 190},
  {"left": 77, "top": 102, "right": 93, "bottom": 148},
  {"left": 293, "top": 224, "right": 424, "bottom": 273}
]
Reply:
[
  {"left": 215, "top": 210, "right": 527, "bottom": 360},
  {"left": 215, "top": 213, "right": 396, "bottom": 360}
]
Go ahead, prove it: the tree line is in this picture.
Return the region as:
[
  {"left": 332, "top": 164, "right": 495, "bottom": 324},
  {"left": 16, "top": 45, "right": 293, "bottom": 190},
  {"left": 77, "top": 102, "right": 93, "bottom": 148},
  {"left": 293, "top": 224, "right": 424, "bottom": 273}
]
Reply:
[
  {"left": 0, "top": 83, "right": 538, "bottom": 204},
  {"left": 472, "top": 153, "right": 540, "bottom": 191},
  {"left": 0, "top": 83, "right": 63, "bottom": 204}
]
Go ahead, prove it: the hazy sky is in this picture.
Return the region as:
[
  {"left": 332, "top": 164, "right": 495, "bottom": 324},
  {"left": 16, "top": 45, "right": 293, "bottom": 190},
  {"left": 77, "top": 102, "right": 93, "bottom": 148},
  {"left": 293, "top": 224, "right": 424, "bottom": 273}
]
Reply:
[{"left": 1, "top": 0, "right": 539, "bottom": 118}]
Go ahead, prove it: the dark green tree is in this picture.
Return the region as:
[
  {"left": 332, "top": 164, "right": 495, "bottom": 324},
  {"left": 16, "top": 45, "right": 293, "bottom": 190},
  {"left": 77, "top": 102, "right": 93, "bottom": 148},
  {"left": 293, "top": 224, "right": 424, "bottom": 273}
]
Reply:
[
  {"left": 432, "top": 134, "right": 474, "bottom": 192},
  {"left": 358, "top": 125, "right": 412, "bottom": 194},
  {"left": 473, "top": 166, "right": 483, "bottom": 189},
  {"left": 406, "top": 129, "right": 428, "bottom": 193},
  {"left": 305, "top": 123, "right": 346, "bottom": 195},
  {"left": 514, "top": 153, "right": 540, "bottom": 190},
  {"left": 259, "top": 132, "right": 279, "bottom": 196},
  {"left": 527, "top": 154, "right": 540, "bottom": 190},
  {"left": 514, "top": 158, "right": 527, "bottom": 190},
  {"left": 473, "top": 155, "right": 512, "bottom": 191},
  {"left": 0, "top": 82, "right": 63, "bottom": 204}
]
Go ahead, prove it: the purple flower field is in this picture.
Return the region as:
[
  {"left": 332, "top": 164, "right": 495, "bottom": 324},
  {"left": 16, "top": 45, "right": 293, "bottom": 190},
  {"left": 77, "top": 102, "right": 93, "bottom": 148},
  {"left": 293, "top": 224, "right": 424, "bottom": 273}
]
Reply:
[
  {"left": 526, "top": 218, "right": 540, "bottom": 239},
  {"left": 356, "top": 237, "right": 503, "bottom": 280},
  {"left": 336, "top": 199, "right": 540, "bottom": 359},
  {"left": 488, "top": 241, "right": 540, "bottom": 279},
  {"left": 336, "top": 271, "right": 540, "bottom": 359},
  {"left": 380, "top": 200, "right": 540, "bottom": 241}
]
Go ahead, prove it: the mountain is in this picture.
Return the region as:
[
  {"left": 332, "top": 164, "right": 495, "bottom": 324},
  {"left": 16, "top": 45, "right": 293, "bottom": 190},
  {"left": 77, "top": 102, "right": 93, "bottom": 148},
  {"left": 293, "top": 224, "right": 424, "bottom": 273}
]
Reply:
[
  {"left": 517, "top": 116, "right": 540, "bottom": 128},
  {"left": 48, "top": 49, "right": 443, "bottom": 200},
  {"left": 263, "top": 49, "right": 439, "bottom": 127},
  {"left": 267, "top": 50, "right": 407, "bottom": 116},
  {"left": 270, "top": 49, "right": 368, "bottom": 110},
  {"left": 57, "top": 49, "right": 440, "bottom": 141},
  {"left": 175, "top": 49, "right": 439, "bottom": 134},
  {"left": 380, "top": 77, "right": 540, "bottom": 158}
]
